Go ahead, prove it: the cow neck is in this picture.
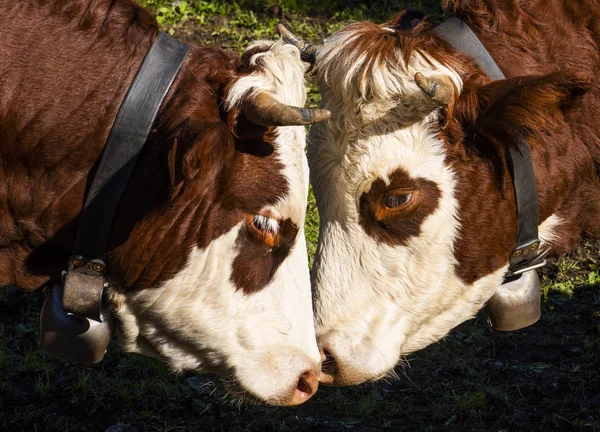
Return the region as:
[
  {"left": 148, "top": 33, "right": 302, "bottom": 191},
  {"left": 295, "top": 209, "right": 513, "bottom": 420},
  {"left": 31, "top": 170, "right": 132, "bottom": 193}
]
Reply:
[
  {"left": 63, "top": 31, "right": 190, "bottom": 322},
  {"left": 433, "top": 18, "right": 547, "bottom": 280}
]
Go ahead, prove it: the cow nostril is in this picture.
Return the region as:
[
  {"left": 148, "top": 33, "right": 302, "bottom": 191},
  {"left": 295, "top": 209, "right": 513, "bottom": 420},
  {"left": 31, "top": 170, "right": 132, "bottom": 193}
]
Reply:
[
  {"left": 297, "top": 371, "right": 315, "bottom": 394},
  {"left": 287, "top": 370, "right": 319, "bottom": 405}
]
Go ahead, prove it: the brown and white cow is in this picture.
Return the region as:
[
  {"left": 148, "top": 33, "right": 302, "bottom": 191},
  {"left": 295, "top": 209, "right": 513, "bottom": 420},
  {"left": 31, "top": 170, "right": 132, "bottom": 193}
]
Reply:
[
  {"left": 288, "top": 0, "right": 600, "bottom": 385},
  {"left": 0, "top": 0, "right": 327, "bottom": 405}
]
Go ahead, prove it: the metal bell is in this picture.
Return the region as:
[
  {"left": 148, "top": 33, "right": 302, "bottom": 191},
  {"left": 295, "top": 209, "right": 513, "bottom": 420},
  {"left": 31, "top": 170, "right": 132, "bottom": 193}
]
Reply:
[
  {"left": 483, "top": 270, "right": 542, "bottom": 331},
  {"left": 38, "top": 284, "right": 112, "bottom": 364}
]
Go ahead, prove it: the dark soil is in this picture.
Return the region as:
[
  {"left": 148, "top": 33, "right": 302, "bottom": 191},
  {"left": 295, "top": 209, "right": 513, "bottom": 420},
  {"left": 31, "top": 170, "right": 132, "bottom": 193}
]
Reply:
[
  {"left": 1, "top": 1, "right": 599, "bottom": 431},
  {"left": 2, "top": 240, "right": 598, "bottom": 432}
]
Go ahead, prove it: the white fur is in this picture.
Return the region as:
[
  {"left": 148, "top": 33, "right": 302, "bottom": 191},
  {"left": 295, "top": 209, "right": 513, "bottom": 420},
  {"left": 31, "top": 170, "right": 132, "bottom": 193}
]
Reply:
[
  {"left": 310, "top": 118, "right": 506, "bottom": 383},
  {"left": 309, "top": 27, "right": 521, "bottom": 384},
  {"left": 539, "top": 214, "right": 562, "bottom": 250},
  {"left": 110, "top": 40, "right": 319, "bottom": 405}
]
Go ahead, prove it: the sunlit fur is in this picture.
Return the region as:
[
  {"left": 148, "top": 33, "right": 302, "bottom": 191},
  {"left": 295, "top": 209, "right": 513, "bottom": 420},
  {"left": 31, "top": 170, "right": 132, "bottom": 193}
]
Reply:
[
  {"left": 111, "top": 40, "right": 320, "bottom": 405},
  {"left": 309, "top": 24, "right": 559, "bottom": 385}
]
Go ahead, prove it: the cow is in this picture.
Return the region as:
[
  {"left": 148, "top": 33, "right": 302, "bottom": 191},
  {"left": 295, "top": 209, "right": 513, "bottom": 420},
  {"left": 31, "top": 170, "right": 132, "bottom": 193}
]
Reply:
[
  {"left": 0, "top": 0, "right": 330, "bottom": 405},
  {"left": 280, "top": 0, "right": 600, "bottom": 386}
]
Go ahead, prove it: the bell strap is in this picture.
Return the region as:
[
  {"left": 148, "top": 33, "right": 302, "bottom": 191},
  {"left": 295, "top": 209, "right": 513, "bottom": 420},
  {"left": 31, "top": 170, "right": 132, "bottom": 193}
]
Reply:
[{"left": 434, "top": 18, "right": 545, "bottom": 277}]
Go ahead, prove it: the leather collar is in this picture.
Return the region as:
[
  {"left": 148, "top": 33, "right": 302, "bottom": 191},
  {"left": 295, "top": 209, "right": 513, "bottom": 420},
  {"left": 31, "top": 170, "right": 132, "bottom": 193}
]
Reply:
[
  {"left": 433, "top": 18, "right": 547, "bottom": 280},
  {"left": 39, "top": 32, "right": 189, "bottom": 364}
]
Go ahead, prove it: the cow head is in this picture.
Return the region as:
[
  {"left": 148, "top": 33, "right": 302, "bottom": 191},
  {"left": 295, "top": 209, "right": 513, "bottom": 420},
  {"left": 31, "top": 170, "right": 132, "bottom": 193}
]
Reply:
[
  {"left": 105, "top": 39, "right": 329, "bottom": 405},
  {"left": 281, "top": 18, "right": 590, "bottom": 385}
]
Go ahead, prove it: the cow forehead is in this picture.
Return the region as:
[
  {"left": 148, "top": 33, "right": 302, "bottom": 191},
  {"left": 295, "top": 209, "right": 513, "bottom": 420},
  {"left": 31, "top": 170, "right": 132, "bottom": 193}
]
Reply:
[
  {"left": 362, "top": 125, "right": 452, "bottom": 184},
  {"left": 310, "top": 21, "right": 464, "bottom": 205},
  {"left": 315, "top": 22, "right": 463, "bottom": 108},
  {"left": 229, "top": 39, "right": 306, "bottom": 107},
  {"left": 272, "top": 127, "right": 309, "bottom": 222},
  {"left": 312, "top": 121, "right": 453, "bottom": 202}
]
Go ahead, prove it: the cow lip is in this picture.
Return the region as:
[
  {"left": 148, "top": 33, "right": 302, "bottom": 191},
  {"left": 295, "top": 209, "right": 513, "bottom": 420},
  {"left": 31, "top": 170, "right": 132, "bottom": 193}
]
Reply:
[
  {"left": 318, "top": 348, "right": 337, "bottom": 385},
  {"left": 318, "top": 372, "right": 336, "bottom": 385}
]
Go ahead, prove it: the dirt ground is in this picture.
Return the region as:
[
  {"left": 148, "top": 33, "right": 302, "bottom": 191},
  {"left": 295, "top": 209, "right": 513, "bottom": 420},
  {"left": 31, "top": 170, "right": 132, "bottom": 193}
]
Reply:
[{"left": 1, "top": 243, "right": 598, "bottom": 431}]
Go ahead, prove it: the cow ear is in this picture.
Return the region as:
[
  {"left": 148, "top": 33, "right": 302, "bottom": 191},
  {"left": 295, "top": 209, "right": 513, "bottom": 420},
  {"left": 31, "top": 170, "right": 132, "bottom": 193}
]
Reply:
[
  {"left": 455, "top": 70, "right": 591, "bottom": 145},
  {"left": 166, "top": 138, "right": 187, "bottom": 199}
]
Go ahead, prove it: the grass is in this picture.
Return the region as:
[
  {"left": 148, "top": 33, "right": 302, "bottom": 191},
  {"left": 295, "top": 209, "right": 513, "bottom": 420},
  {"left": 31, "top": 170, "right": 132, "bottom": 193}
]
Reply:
[{"left": 1, "top": 1, "right": 599, "bottom": 431}]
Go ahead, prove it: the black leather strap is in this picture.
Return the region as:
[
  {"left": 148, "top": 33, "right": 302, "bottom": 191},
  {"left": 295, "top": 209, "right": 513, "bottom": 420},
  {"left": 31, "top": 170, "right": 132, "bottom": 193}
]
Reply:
[
  {"left": 434, "top": 18, "right": 545, "bottom": 277},
  {"left": 434, "top": 18, "right": 505, "bottom": 81},
  {"left": 63, "top": 32, "right": 189, "bottom": 319},
  {"left": 74, "top": 31, "right": 189, "bottom": 258},
  {"left": 505, "top": 142, "right": 546, "bottom": 275}
]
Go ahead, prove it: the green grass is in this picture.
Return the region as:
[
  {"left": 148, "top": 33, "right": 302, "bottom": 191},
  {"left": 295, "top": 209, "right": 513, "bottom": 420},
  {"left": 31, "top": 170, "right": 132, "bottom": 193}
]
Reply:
[{"left": 1, "top": 1, "right": 599, "bottom": 431}]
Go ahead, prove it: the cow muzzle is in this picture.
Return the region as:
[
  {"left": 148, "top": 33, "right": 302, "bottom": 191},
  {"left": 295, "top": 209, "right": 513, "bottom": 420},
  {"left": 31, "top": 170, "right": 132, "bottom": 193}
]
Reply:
[
  {"left": 38, "top": 284, "right": 112, "bottom": 364},
  {"left": 483, "top": 270, "right": 542, "bottom": 331}
]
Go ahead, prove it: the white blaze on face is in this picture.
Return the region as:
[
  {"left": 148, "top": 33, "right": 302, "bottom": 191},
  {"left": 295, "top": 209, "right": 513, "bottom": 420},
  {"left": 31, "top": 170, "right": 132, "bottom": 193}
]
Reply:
[
  {"left": 110, "top": 40, "right": 320, "bottom": 405},
  {"left": 308, "top": 26, "right": 513, "bottom": 385}
]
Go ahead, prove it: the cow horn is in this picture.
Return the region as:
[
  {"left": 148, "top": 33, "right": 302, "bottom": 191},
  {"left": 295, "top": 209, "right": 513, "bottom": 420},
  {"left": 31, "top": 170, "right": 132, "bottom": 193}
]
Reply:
[
  {"left": 276, "top": 24, "right": 319, "bottom": 64},
  {"left": 414, "top": 72, "right": 455, "bottom": 106},
  {"left": 243, "top": 91, "right": 331, "bottom": 126}
]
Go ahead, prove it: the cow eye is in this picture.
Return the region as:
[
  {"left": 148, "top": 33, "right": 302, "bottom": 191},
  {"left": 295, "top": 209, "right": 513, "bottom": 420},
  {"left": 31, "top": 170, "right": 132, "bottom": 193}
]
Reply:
[
  {"left": 247, "top": 214, "right": 280, "bottom": 248},
  {"left": 384, "top": 192, "right": 413, "bottom": 209},
  {"left": 252, "top": 215, "right": 279, "bottom": 235}
]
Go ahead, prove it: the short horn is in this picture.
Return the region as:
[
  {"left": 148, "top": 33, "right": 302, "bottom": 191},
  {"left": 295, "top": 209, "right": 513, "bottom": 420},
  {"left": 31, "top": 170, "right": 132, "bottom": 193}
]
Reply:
[
  {"left": 243, "top": 91, "right": 331, "bottom": 126},
  {"left": 414, "top": 72, "right": 455, "bottom": 106},
  {"left": 276, "top": 24, "right": 319, "bottom": 64}
]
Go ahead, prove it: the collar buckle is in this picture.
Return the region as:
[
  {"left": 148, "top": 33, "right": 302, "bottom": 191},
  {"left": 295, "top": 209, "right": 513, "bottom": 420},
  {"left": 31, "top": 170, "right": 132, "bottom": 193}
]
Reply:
[
  {"left": 62, "top": 255, "right": 107, "bottom": 323},
  {"left": 506, "top": 240, "right": 547, "bottom": 278}
]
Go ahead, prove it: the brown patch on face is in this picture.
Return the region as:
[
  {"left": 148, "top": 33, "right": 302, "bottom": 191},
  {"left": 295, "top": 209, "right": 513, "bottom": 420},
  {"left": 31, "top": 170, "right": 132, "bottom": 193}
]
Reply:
[
  {"left": 359, "top": 168, "right": 441, "bottom": 246},
  {"left": 231, "top": 217, "right": 300, "bottom": 294},
  {"left": 446, "top": 151, "right": 518, "bottom": 284}
]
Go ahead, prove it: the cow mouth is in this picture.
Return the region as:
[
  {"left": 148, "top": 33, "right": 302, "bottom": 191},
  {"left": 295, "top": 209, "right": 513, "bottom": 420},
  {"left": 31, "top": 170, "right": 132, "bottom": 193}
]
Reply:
[
  {"left": 317, "top": 344, "right": 402, "bottom": 386},
  {"left": 112, "top": 303, "right": 320, "bottom": 405},
  {"left": 319, "top": 348, "right": 337, "bottom": 385}
]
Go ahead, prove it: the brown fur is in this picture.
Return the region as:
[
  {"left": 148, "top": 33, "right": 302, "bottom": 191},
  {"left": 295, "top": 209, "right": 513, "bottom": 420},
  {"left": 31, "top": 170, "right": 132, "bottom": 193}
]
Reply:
[
  {"left": 231, "top": 218, "right": 299, "bottom": 293},
  {"left": 435, "top": 1, "right": 600, "bottom": 281},
  {"left": 0, "top": 0, "right": 293, "bottom": 295},
  {"left": 354, "top": 2, "right": 600, "bottom": 282}
]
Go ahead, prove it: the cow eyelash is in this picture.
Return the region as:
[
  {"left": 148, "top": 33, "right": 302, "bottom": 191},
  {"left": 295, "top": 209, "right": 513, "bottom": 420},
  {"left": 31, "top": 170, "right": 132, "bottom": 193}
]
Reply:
[{"left": 252, "top": 214, "right": 280, "bottom": 235}]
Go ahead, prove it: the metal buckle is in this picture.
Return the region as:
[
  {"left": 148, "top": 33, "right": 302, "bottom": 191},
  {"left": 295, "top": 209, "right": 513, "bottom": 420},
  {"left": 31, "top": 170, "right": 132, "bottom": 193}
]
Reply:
[
  {"left": 62, "top": 255, "right": 107, "bottom": 322},
  {"left": 506, "top": 240, "right": 548, "bottom": 278}
]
